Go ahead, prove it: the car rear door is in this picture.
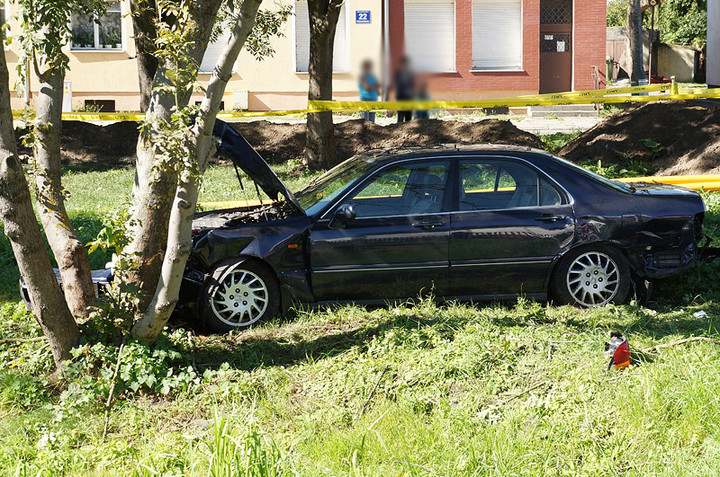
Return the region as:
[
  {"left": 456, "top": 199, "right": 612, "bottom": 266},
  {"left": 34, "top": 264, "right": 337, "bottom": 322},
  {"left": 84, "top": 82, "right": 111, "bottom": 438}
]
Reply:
[
  {"left": 449, "top": 157, "right": 575, "bottom": 298},
  {"left": 309, "top": 159, "right": 453, "bottom": 301}
]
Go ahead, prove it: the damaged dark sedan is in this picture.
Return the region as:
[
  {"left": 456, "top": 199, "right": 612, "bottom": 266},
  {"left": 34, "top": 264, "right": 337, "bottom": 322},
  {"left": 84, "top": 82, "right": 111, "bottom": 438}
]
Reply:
[
  {"left": 180, "top": 121, "right": 705, "bottom": 332},
  {"left": 24, "top": 121, "right": 706, "bottom": 332}
]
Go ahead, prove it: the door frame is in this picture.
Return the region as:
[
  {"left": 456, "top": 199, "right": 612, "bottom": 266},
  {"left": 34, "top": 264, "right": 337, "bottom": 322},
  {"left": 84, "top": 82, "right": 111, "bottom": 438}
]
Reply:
[
  {"left": 447, "top": 154, "right": 576, "bottom": 296},
  {"left": 539, "top": 0, "right": 574, "bottom": 94},
  {"left": 309, "top": 157, "right": 457, "bottom": 301}
]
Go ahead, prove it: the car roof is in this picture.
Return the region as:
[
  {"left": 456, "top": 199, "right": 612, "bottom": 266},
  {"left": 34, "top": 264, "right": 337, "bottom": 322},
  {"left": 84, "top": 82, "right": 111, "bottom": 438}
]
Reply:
[{"left": 359, "top": 143, "right": 549, "bottom": 166}]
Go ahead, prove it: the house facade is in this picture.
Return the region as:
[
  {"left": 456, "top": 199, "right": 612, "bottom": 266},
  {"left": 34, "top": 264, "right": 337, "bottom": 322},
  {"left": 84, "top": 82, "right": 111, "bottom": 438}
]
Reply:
[
  {"left": 709, "top": 0, "right": 719, "bottom": 88},
  {"left": 3, "top": 0, "right": 605, "bottom": 112}
]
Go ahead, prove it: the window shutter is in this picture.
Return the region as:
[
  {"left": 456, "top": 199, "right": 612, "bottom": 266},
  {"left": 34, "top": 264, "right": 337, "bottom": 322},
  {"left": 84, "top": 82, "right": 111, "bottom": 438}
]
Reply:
[
  {"left": 295, "top": 0, "right": 349, "bottom": 73},
  {"left": 404, "top": 0, "right": 455, "bottom": 72},
  {"left": 200, "top": 32, "right": 234, "bottom": 74},
  {"left": 472, "top": 0, "right": 522, "bottom": 70}
]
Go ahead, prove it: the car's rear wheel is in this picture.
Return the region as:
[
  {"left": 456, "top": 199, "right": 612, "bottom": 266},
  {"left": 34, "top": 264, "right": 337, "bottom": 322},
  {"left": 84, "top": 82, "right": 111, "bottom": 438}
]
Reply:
[
  {"left": 202, "top": 259, "right": 279, "bottom": 332},
  {"left": 551, "top": 246, "right": 631, "bottom": 307}
]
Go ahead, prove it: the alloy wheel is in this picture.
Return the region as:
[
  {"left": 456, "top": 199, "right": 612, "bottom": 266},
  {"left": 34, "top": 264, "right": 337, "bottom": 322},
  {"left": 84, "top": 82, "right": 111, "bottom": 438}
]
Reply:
[
  {"left": 566, "top": 251, "right": 620, "bottom": 307},
  {"left": 210, "top": 268, "right": 269, "bottom": 326}
]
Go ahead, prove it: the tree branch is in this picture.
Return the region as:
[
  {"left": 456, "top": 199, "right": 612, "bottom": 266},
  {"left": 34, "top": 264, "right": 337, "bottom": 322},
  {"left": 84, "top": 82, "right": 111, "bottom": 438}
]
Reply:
[
  {"left": 643, "top": 336, "right": 720, "bottom": 354},
  {"left": 0, "top": 336, "right": 45, "bottom": 344}
]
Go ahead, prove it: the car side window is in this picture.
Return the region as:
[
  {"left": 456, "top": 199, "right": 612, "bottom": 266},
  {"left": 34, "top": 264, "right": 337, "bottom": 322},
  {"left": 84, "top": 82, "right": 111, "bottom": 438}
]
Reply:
[
  {"left": 540, "top": 177, "right": 563, "bottom": 206},
  {"left": 459, "top": 159, "right": 564, "bottom": 211},
  {"left": 346, "top": 161, "right": 450, "bottom": 217}
]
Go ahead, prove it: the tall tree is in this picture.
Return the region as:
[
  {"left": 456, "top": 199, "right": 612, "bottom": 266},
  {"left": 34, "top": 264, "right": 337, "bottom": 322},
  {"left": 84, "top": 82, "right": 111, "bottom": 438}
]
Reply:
[
  {"left": 627, "top": 0, "right": 648, "bottom": 85},
  {"left": 16, "top": 0, "right": 106, "bottom": 319},
  {"left": 129, "top": 0, "right": 160, "bottom": 112},
  {"left": 657, "top": 0, "right": 707, "bottom": 47},
  {"left": 124, "top": 0, "right": 291, "bottom": 319},
  {"left": 608, "top": 0, "right": 706, "bottom": 47},
  {"left": 0, "top": 28, "right": 79, "bottom": 369},
  {"left": 131, "top": 1, "right": 292, "bottom": 340},
  {"left": 304, "top": 0, "right": 342, "bottom": 171},
  {"left": 132, "top": 0, "right": 263, "bottom": 340},
  {"left": 122, "top": 0, "right": 225, "bottom": 313}
]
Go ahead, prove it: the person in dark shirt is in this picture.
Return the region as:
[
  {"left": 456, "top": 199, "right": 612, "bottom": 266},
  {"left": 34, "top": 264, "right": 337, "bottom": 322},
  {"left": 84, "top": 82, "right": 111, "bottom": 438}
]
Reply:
[{"left": 394, "top": 55, "right": 415, "bottom": 123}]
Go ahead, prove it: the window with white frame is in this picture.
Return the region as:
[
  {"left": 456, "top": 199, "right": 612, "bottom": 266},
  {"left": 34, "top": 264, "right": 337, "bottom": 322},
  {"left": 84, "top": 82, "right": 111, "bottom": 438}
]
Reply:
[
  {"left": 294, "top": 0, "right": 349, "bottom": 73},
  {"left": 0, "top": 1, "right": 8, "bottom": 37},
  {"left": 199, "top": 32, "right": 236, "bottom": 74},
  {"left": 472, "top": 0, "right": 522, "bottom": 70},
  {"left": 404, "top": 0, "right": 455, "bottom": 72},
  {"left": 71, "top": 0, "right": 123, "bottom": 50},
  {"left": 1, "top": 2, "right": 9, "bottom": 49}
]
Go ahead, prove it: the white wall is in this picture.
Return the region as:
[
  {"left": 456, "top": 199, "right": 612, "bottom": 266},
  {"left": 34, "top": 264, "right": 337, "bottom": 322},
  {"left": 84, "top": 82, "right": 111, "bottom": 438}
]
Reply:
[{"left": 708, "top": 0, "right": 720, "bottom": 87}]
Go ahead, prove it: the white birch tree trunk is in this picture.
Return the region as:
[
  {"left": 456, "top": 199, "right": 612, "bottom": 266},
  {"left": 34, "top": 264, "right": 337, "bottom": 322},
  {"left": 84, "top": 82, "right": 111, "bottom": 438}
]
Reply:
[
  {"left": 124, "top": 0, "right": 224, "bottom": 310},
  {"left": 131, "top": 0, "right": 264, "bottom": 340},
  {"left": 34, "top": 68, "right": 96, "bottom": 319}
]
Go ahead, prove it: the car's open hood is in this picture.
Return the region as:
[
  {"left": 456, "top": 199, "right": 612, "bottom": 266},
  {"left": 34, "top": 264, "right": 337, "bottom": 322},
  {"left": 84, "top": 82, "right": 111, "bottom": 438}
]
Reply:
[{"left": 212, "top": 120, "right": 304, "bottom": 215}]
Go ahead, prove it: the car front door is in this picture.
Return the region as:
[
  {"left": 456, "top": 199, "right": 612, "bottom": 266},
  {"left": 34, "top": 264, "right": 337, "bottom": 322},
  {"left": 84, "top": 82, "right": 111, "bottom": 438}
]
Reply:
[
  {"left": 450, "top": 157, "right": 575, "bottom": 298},
  {"left": 310, "top": 159, "right": 452, "bottom": 302}
]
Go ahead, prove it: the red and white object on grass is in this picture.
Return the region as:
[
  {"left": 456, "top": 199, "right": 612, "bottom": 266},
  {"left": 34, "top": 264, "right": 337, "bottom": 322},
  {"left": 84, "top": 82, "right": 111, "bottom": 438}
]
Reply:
[{"left": 606, "top": 331, "right": 631, "bottom": 370}]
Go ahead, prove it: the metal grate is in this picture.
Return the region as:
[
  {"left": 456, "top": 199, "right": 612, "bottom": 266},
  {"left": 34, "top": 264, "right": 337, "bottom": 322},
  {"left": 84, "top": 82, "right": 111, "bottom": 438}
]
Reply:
[
  {"left": 540, "top": 0, "right": 572, "bottom": 25},
  {"left": 541, "top": 33, "right": 571, "bottom": 53}
]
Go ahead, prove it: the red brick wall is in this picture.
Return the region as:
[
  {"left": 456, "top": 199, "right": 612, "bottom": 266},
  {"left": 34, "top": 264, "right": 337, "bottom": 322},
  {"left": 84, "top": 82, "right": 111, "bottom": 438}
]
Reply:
[
  {"left": 573, "top": 0, "right": 607, "bottom": 89},
  {"left": 389, "top": 0, "right": 607, "bottom": 97},
  {"left": 389, "top": 0, "right": 405, "bottom": 70}
]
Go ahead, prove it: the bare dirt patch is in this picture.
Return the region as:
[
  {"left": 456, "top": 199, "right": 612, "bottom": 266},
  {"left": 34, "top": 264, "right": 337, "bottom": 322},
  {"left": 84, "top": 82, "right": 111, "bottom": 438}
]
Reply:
[
  {"left": 17, "top": 121, "right": 140, "bottom": 167},
  {"left": 230, "top": 118, "right": 544, "bottom": 168},
  {"left": 22, "top": 118, "right": 543, "bottom": 168},
  {"left": 22, "top": 104, "right": 720, "bottom": 175},
  {"left": 558, "top": 101, "right": 720, "bottom": 175}
]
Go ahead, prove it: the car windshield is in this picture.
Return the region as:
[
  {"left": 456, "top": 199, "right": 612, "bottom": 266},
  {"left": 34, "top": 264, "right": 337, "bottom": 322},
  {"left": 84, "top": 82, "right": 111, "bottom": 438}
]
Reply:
[{"left": 294, "top": 156, "right": 377, "bottom": 215}]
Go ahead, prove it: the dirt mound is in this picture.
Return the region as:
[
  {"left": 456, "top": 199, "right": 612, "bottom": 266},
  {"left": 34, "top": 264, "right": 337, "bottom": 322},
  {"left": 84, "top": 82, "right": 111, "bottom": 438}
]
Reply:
[
  {"left": 558, "top": 101, "right": 720, "bottom": 175},
  {"left": 232, "top": 118, "right": 543, "bottom": 167},
  {"left": 17, "top": 118, "right": 541, "bottom": 168},
  {"left": 16, "top": 121, "right": 141, "bottom": 166}
]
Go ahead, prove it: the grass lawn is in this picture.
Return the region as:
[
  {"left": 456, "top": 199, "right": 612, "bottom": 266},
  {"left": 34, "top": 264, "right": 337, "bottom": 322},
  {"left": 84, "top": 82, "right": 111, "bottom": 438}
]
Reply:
[{"left": 2, "top": 159, "right": 720, "bottom": 475}]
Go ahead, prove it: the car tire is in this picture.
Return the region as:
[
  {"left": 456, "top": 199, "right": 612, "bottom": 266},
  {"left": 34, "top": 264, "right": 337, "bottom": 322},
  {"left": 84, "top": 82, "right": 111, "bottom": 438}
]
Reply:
[
  {"left": 551, "top": 245, "right": 632, "bottom": 308},
  {"left": 201, "top": 258, "right": 280, "bottom": 333}
]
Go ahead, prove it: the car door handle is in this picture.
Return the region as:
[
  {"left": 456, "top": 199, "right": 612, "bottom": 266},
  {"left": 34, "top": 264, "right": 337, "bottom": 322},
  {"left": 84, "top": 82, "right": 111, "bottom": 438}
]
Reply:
[
  {"left": 534, "top": 214, "right": 566, "bottom": 223},
  {"left": 412, "top": 220, "right": 445, "bottom": 229}
]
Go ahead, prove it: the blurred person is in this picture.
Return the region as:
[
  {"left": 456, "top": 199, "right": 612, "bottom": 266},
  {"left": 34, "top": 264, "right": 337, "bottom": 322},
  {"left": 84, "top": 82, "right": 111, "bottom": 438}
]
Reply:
[
  {"left": 358, "top": 59, "right": 379, "bottom": 123},
  {"left": 394, "top": 55, "right": 415, "bottom": 123},
  {"left": 414, "top": 80, "right": 430, "bottom": 120}
]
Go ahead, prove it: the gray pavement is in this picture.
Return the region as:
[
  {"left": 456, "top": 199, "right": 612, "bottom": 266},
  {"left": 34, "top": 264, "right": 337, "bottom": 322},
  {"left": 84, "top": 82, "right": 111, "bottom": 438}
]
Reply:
[{"left": 14, "top": 112, "right": 603, "bottom": 137}]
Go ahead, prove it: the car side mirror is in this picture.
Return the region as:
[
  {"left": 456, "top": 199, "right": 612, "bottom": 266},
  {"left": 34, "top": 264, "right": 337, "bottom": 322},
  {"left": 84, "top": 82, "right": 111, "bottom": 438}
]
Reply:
[{"left": 329, "top": 204, "right": 357, "bottom": 229}]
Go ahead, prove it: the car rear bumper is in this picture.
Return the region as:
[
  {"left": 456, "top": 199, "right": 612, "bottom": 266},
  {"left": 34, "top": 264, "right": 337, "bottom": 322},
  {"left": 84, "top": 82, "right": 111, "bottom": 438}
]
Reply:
[{"left": 20, "top": 268, "right": 112, "bottom": 309}]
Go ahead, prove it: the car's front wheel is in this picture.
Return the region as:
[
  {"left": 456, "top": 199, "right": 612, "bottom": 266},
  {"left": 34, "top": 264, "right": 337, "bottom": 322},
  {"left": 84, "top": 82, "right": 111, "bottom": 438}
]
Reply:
[
  {"left": 202, "top": 259, "right": 280, "bottom": 332},
  {"left": 551, "top": 246, "right": 631, "bottom": 307}
]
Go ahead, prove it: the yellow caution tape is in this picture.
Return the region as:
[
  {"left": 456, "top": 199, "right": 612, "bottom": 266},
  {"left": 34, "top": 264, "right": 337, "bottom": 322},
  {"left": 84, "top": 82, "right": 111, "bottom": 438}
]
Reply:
[
  {"left": 197, "top": 199, "right": 266, "bottom": 209},
  {"left": 308, "top": 88, "right": 720, "bottom": 112},
  {"left": 619, "top": 175, "right": 720, "bottom": 184},
  {"left": 10, "top": 82, "right": 720, "bottom": 122},
  {"left": 617, "top": 176, "right": 720, "bottom": 191},
  {"left": 11, "top": 109, "right": 317, "bottom": 121}
]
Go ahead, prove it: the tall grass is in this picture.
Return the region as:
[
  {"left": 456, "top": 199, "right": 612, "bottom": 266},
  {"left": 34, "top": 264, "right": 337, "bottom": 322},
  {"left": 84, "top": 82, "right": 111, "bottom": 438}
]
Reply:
[
  {"left": 1, "top": 165, "right": 720, "bottom": 475},
  {"left": 206, "top": 414, "right": 287, "bottom": 477}
]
